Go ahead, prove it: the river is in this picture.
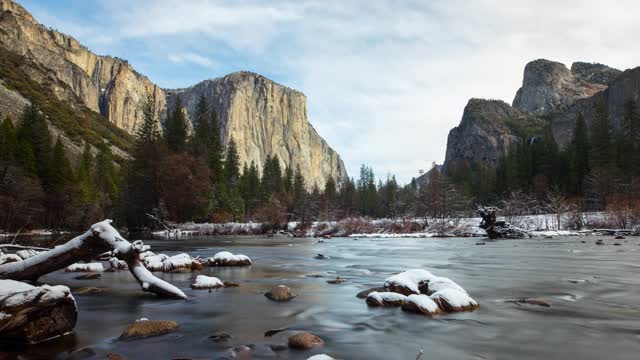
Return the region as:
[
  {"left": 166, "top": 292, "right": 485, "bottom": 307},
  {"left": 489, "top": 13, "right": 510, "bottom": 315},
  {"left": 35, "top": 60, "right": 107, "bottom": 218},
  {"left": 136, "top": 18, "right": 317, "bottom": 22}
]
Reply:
[{"left": 4, "top": 235, "right": 640, "bottom": 359}]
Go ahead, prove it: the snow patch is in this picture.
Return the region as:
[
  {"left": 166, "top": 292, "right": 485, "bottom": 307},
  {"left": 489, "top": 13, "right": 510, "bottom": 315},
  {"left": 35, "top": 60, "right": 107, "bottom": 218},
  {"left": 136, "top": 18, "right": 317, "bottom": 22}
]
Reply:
[
  {"left": 404, "top": 294, "right": 440, "bottom": 314},
  {"left": 430, "top": 288, "right": 478, "bottom": 309},
  {"left": 366, "top": 291, "right": 407, "bottom": 306},
  {"left": 191, "top": 275, "right": 224, "bottom": 289},
  {"left": 384, "top": 269, "right": 437, "bottom": 295},
  {"left": 0, "top": 280, "right": 73, "bottom": 308},
  {"left": 306, "top": 355, "right": 335, "bottom": 360},
  {"left": 65, "top": 262, "right": 104, "bottom": 272},
  {"left": 204, "top": 251, "right": 252, "bottom": 266}
]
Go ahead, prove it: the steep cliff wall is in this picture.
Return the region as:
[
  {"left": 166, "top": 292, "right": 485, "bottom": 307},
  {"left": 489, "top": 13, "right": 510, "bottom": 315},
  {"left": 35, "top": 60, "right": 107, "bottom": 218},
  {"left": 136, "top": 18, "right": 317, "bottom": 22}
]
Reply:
[
  {"left": 166, "top": 72, "right": 348, "bottom": 188},
  {"left": 0, "top": 0, "right": 166, "bottom": 132},
  {"left": 444, "top": 99, "right": 543, "bottom": 169}
]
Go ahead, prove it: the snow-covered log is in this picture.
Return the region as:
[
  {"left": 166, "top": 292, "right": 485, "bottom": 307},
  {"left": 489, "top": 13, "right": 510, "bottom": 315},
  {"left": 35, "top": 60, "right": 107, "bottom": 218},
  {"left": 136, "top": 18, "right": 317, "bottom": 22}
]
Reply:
[{"left": 0, "top": 220, "right": 187, "bottom": 300}]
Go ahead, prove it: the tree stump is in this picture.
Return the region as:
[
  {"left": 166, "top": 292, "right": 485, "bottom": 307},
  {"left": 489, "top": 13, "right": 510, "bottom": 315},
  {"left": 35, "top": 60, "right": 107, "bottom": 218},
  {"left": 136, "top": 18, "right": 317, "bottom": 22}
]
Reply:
[{"left": 477, "top": 206, "right": 527, "bottom": 239}]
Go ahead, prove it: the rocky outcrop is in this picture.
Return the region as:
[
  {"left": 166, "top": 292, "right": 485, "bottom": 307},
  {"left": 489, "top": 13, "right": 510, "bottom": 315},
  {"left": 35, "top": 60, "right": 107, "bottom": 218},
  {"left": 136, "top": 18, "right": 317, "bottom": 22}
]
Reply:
[
  {"left": 512, "top": 59, "right": 615, "bottom": 115},
  {"left": 0, "top": 0, "right": 166, "bottom": 132},
  {"left": 444, "top": 99, "right": 543, "bottom": 169},
  {"left": 570, "top": 62, "right": 622, "bottom": 86},
  {"left": 166, "top": 72, "right": 348, "bottom": 188}
]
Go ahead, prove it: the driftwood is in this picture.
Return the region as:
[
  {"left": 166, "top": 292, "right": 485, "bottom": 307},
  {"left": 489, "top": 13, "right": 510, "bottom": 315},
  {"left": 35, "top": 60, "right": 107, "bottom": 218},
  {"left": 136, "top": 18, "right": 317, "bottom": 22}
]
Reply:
[
  {"left": 477, "top": 206, "right": 528, "bottom": 239},
  {"left": 0, "top": 220, "right": 187, "bottom": 299}
]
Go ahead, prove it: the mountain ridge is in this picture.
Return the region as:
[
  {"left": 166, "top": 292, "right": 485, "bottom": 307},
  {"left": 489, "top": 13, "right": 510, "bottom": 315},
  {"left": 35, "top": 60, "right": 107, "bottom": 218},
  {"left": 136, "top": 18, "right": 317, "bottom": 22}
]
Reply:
[{"left": 0, "top": 0, "right": 347, "bottom": 186}]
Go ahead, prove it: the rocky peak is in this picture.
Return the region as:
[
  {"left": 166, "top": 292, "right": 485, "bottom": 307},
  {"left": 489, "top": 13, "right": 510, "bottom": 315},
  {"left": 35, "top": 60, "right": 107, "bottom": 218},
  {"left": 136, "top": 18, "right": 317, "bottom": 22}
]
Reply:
[
  {"left": 512, "top": 59, "right": 609, "bottom": 115},
  {"left": 570, "top": 62, "right": 622, "bottom": 85},
  {"left": 0, "top": 0, "right": 34, "bottom": 22}
]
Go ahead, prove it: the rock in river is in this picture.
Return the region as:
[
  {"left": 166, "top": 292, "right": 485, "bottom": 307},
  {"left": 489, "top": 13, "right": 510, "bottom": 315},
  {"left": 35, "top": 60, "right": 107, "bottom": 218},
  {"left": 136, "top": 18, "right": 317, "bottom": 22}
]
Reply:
[
  {"left": 119, "top": 319, "right": 179, "bottom": 340},
  {"left": 265, "top": 285, "right": 297, "bottom": 302},
  {"left": 0, "top": 280, "right": 78, "bottom": 344},
  {"left": 288, "top": 332, "right": 325, "bottom": 350}
]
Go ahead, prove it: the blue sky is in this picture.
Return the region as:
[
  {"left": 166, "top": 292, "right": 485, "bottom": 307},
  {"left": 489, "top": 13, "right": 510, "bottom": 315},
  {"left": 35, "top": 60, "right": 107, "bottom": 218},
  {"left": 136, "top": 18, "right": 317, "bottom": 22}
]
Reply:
[{"left": 20, "top": 0, "right": 640, "bottom": 183}]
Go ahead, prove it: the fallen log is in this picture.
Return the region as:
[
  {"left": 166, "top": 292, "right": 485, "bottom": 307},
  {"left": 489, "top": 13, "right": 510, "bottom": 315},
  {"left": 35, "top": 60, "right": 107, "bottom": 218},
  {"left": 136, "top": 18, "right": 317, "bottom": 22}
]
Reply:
[{"left": 0, "top": 220, "right": 187, "bottom": 299}]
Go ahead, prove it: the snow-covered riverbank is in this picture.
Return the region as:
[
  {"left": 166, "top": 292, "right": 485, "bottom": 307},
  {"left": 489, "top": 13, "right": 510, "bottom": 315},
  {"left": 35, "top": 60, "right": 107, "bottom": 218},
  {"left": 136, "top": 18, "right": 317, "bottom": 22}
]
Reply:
[{"left": 150, "top": 212, "right": 638, "bottom": 238}]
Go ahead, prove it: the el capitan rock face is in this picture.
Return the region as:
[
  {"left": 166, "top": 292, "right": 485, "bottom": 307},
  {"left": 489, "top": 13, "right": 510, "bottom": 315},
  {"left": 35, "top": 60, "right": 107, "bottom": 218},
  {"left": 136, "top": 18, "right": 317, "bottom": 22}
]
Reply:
[
  {"left": 166, "top": 72, "right": 348, "bottom": 188},
  {"left": 0, "top": 0, "right": 166, "bottom": 132}
]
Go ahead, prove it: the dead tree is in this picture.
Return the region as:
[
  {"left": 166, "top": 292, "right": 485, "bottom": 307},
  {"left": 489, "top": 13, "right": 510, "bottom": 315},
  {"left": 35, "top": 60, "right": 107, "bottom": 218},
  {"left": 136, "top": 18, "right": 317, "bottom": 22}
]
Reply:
[
  {"left": 0, "top": 220, "right": 187, "bottom": 299},
  {"left": 477, "top": 206, "right": 528, "bottom": 239}
]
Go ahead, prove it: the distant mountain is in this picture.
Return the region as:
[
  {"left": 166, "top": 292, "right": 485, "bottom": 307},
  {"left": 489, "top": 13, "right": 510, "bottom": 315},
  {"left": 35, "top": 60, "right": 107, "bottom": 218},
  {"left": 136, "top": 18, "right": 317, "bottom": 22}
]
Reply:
[
  {"left": 443, "top": 58, "right": 638, "bottom": 171},
  {"left": 0, "top": 0, "right": 347, "bottom": 185}
]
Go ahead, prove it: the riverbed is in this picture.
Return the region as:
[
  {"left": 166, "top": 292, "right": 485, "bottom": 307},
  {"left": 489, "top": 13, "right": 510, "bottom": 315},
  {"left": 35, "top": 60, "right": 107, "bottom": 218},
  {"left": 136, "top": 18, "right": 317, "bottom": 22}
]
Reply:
[{"left": 4, "top": 235, "right": 640, "bottom": 359}]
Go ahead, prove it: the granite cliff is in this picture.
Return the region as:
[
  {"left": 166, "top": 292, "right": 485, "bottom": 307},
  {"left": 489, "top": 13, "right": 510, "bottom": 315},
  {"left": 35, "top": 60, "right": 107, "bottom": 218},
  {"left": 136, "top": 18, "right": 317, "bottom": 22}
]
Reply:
[{"left": 166, "top": 72, "right": 348, "bottom": 188}]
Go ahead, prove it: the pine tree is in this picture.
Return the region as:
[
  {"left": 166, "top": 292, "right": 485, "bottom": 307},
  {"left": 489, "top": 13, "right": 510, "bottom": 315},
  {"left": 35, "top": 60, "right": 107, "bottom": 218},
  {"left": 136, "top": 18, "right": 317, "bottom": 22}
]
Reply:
[
  {"left": 192, "top": 94, "right": 210, "bottom": 154},
  {"left": 165, "top": 96, "right": 188, "bottom": 152},
  {"left": 135, "top": 94, "right": 161, "bottom": 147},
  {"left": 50, "top": 136, "right": 72, "bottom": 191},
  {"left": 567, "top": 113, "right": 590, "bottom": 194},
  {"left": 124, "top": 95, "right": 165, "bottom": 228},
  {"left": 208, "top": 109, "right": 224, "bottom": 184},
  {"left": 293, "top": 164, "right": 307, "bottom": 222},
  {"left": 619, "top": 98, "right": 640, "bottom": 177},
  {"left": 95, "top": 141, "right": 119, "bottom": 201},
  {"left": 224, "top": 137, "right": 240, "bottom": 187},
  {"left": 590, "top": 101, "right": 612, "bottom": 170},
  {"left": 18, "top": 104, "right": 52, "bottom": 182},
  {"left": 76, "top": 142, "right": 96, "bottom": 204},
  {"left": 283, "top": 165, "right": 294, "bottom": 194},
  {"left": 0, "top": 116, "right": 16, "bottom": 164}
]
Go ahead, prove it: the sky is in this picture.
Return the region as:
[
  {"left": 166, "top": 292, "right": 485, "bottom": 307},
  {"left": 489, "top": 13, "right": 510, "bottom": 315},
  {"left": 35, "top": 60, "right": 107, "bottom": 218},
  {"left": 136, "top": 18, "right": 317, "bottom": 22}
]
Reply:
[{"left": 20, "top": 0, "right": 640, "bottom": 183}]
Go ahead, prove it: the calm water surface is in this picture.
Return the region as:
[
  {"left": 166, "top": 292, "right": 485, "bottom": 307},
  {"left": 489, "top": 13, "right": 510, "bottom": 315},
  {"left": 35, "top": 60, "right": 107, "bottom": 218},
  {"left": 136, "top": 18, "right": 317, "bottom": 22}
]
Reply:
[{"left": 5, "top": 235, "right": 640, "bottom": 359}]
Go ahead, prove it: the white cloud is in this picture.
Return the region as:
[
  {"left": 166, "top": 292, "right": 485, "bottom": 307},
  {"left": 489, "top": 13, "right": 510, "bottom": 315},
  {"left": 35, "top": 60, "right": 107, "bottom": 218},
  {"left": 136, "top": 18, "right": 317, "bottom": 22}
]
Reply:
[
  {"left": 36, "top": 0, "right": 640, "bottom": 182},
  {"left": 167, "top": 53, "right": 215, "bottom": 67}
]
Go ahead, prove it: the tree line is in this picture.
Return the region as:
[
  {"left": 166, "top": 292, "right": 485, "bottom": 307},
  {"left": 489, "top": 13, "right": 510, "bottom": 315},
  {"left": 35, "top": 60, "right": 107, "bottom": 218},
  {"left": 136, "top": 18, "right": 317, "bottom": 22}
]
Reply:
[{"left": 3, "top": 96, "right": 638, "bottom": 232}]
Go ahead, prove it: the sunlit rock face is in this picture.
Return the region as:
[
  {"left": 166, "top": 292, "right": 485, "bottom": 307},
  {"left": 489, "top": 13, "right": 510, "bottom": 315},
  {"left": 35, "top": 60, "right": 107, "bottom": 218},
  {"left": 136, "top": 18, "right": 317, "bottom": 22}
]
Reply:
[
  {"left": 167, "top": 72, "right": 348, "bottom": 189},
  {"left": 0, "top": 0, "right": 166, "bottom": 132}
]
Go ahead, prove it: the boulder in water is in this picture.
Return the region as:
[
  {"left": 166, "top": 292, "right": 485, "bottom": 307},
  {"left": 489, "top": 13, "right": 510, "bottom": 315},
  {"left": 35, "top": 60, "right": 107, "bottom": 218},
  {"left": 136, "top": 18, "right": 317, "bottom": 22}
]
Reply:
[
  {"left": 288, "top": 332, "right": 324, "bottom": 350},
  {"left": 0, "top": 280, "right": 78, "bottom": 344},
  {"left": 119, "top": 319, "right": 179, "bottom": 340},
  {"left": 265, "top": 285, "right": 296, "bottom": 302}
]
